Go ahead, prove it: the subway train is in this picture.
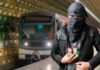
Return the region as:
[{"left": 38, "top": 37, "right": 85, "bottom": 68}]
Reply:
[{"left": 19, "top": 12, "right": 68, "bottom": 61}]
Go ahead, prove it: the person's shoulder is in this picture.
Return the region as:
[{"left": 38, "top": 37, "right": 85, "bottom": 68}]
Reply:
[
  {"left": 55, "top": 25, "right": 67, "bottom": 39},
  {"left": 86, "top": 25, "right": 97, "bottom": 31},
  {"left": 56, "top": 26, "right": 66, "bottom": 35},
  {"left": 86, "top": 25, "right": 99, "bottom": 34}
]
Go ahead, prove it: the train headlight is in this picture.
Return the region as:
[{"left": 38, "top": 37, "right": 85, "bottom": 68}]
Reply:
[
  {"left": 46, "top": 41, "right": 52, "bottom": 47},
  {"left": 24, "top": 42, "right": 28, "bottom": 46}
]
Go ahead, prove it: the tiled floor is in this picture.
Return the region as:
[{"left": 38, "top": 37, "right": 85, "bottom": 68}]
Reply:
[{"left": 16, "top": 57, "right": 59, "bottom": 70}]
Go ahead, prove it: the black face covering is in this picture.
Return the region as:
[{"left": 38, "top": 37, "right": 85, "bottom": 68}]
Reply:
[
  {"left": 67, "top": 18, "right": 85, "bottom": 42},
  {"left": 67, "top": 18, "right": 85, "bottom": 33}
]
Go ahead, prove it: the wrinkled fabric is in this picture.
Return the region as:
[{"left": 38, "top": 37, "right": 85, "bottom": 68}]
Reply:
[
  {"left": 67, "top": 18, "right": 85, "bottom": 32},
  {"left": 67, "top": 28, "right": 81, "bottom": 42},
  {"left": 67, "top": 18, "right": 85, "bottom": 42},
  {"left": 67, "top": 63, "right": 76, "bottom": 70},
  {"left": 67, "top": 2, "right": 88, "bottom": 17}
]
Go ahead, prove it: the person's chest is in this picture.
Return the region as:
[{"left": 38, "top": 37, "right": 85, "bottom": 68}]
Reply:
[{"left": 58, "top": 35, "right": 93, "bottom": 56}]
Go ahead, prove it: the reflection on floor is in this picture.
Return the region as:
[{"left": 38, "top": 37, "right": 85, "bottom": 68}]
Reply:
[{"left": 16, "top": 57, "right": 59, "bottom": 70}]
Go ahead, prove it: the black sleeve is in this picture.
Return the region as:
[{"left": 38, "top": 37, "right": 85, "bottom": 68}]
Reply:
[
  {"left": 51, "top": 33, "right": 63, "bottom": 65},
  {"left": 89, "top": 28, "right": 100, "bottom": 69}
]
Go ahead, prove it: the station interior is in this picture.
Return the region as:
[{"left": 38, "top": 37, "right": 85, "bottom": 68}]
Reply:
[{"left": 0, "top": 0, "right": 100, "bottom": 70}]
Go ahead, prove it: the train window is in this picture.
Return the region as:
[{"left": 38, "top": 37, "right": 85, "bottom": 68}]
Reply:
[{"left": 22, "top": 23, "right": 53, "bottom": 39}]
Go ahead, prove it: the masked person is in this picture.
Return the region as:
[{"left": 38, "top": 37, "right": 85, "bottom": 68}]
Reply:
[{"left": 51, "top": 2, "right": 100, "bottom": 70}]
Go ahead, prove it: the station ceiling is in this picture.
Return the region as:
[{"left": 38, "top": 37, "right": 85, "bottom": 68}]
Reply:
[
  {"left": 80, "top": 0, "right": 100, "bottom": 27},
  {"left": 0, "top": 0, "right": 99, "bottom": 27},
  {"left": 81, "top": 0, "right": 100, "bottom": 23},
  {"left": 0, "top": 0, "right": 72, "bottom": 17}
]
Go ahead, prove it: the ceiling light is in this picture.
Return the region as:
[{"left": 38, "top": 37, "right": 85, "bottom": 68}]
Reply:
[
  {"left": 29, "top": 4, "right": 32, "bottom": 6},
  {"left": 4, "top": 3, "right": 9, "bottom": 7},
  {"left": 23, "top": 9, "right": 26, "bottom": 12},
  {"left": 17, "top": 0, "right": 20, "bottom": 2},
  {"left": 15, "top": 7, "right": 18, "bottom": 9},
  {"left": 0, "top": 10, "right": 2, "bottom": 13},
  {"left": 0, "top": 2, "right": 4, "bottom": 5},
  {"left": 10, "top": 5, "right": 13, "bottom": 8},
  {"left": 19, "top": 8, "right": 22, "bottom": 11},
  {"left": 3, "top": 12, "right": 7, "bottom": 15},
  {"left": 8, "top": 12, "right": 12, "bottom": 16}
]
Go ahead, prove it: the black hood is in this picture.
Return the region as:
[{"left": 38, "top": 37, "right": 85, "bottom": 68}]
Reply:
[{"left": 68, "top": 2, "right": 88, "bottom": 17}]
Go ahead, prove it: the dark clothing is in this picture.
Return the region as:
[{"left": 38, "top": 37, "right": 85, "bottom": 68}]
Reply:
[
  {"left": 51, "top": 25, "right": 100, "bottom": 70},
  {"left": 67, "top": 2, "right": 88, "bottom": 17}
]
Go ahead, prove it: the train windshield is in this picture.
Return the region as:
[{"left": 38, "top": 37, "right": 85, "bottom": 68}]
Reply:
[
  {"left": 20, "top": 12, "right": 56, "bottom": 50},
  {"left": 22, "top": 23, "right": 54, "bottom": 39}
]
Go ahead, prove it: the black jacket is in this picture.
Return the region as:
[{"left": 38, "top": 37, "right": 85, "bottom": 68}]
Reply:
[{"left": 51, "top": 25, "right": 100, "bottom": 70}]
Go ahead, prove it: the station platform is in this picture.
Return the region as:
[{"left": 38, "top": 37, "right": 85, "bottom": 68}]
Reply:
[
  {"left": 15, "top": 57, "right": 59, "bottom": 70},
  {"left": 15, "top": 57, "right": 100, "bottom": 70}
]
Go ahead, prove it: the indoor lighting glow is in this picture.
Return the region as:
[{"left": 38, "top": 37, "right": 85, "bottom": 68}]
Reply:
[
  {"left": 0, "top": 41, "right": 3, "bottom": 48},
  {"left": 10, "top": 5, "right": 13, "bottom": 8},
  {"left": 46, "top": 64, "right": 51, "bottom": 70},
  {"left": 24, "top": 42, "right": 28, "bottom": 46},
  {"left": 0, "top": 2, "right": 4, "bottom": 5},
  {"left": 46, "top": 42, "right": 52, "bottom": 47},
  {"left": 0, "top": 10, "right": 2, "bottom": 13},
  {"left": 4, "top": 3, "right": 9, "bottom": 7}
]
